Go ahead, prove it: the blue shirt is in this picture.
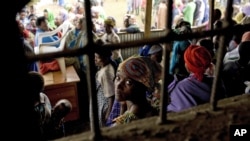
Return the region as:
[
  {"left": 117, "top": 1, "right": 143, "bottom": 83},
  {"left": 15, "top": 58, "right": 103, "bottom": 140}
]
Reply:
[
  {"left": 106, "top": 99, "right": 120, "bottom": 127},
  {"left": 169, "top": 40, "right": 191, "bottom": 75},
  {"left": 34, "top": 28, "right": 60, "bottom": 47}
]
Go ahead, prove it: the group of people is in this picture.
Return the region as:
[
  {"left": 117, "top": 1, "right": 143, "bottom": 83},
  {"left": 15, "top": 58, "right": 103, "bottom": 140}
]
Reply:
[
  {"left": 18, "top": 0, "right": 250, "bottom": 139},
  {"left": 29, "top": 71, "right": 72, "bottom": 140},
  {"left": 95, "top": 10, "right": 250, "bottom": 128},
  {"left": 139, "top": 0, "right": 209, "bottom": 29}
]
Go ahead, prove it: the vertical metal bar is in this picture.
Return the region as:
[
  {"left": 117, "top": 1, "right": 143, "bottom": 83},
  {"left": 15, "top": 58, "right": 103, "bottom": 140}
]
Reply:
[
  {"left": 209, "top": 0, "right": 215, "bottom": 30},
  {"left": 158, "top": 0, "right": 173, "bottom": 125},
  {"left": 224, "top": 0, "right": 234, "bottom": 22},
  {"left": 210, "top": 0, "right": 233, "bottom": 111},
  {"left": 144, "top": 0, "right": 152, "bottom": 38},
  {"left": 84, "top": 0, "right": 101, "bottom": 140},
  {"left": 209, "top": 0, "right": 215, "bottom": 41},
  {"left": 166, "top": 0, "right": 173, "bottom": 30}
]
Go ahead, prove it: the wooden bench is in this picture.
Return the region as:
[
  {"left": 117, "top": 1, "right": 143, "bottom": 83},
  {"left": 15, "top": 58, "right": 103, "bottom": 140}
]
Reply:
[{"left": 42, "top": 65, "right": 80, "bottom": 121}]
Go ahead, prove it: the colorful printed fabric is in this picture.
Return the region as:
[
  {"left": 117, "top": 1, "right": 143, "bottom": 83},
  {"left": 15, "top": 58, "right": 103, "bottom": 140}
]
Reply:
[
  {"left": 118, "top": 56, "right": 161, "bottom": 90},
  {"left": 112, "top": 111, "right": 138, "bottom": 125}
]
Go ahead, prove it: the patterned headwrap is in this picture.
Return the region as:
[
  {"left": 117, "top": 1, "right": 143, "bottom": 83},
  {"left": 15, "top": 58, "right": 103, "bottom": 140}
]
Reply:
[
  {"left": 184, "top": 45, "right": 212, "bottom": 81},
  {"left": 117, "top": 56, "right": 162, "bottom": 91},
  {"left": 104, "top": 18, "right": 115, "bottom": 27}
]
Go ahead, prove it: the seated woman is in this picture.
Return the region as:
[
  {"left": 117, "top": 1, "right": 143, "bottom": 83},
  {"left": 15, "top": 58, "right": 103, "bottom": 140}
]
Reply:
[
  {"left": 43, "top": 9, "right": 57, "bottom": 30},
  {"left": 65, "top": 17, "right": 88, "bottom": 74},
  {"left": 167, "top": 45, "right": 226, "bottom": 112},
  {"left": 111, "top": 56, "right": 160, "bottom": 126},
  {"left": 196, "top": 38, "right": 216, "bottom": 77}
]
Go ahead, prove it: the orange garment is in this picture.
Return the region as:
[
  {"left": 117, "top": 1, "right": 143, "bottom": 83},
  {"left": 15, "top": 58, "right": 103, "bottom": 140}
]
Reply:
[
  {"left": 184, "top": 45, "right": 212, "bottom": 81},
  {"left": 39, "top": 59, "right": 60, "bottom": 74}
]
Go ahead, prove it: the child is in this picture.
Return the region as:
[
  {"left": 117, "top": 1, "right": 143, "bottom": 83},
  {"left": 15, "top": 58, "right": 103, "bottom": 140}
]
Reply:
[{"left": 29, "top": 71, "right": 72, "bottom": 140}]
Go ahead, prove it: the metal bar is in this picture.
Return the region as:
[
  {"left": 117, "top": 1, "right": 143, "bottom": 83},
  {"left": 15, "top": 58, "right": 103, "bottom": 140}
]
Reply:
[
  {"left": 158, "top": 0, "right": 173, "bottom": 125},
  {"left": 166, "top": 0, "right": 173, "bottom": 30},
  {"left": 83, "top": 0, "right": 101, "bottom": 140},
  {"left": 209, "top": 0, "right": 215, "bottom": 30},
  {"left": 210, "top": 0, "right": 234, "bottom": 111},
  {"left": 144, "top": 0, "right": 152, "bottom": 38}
]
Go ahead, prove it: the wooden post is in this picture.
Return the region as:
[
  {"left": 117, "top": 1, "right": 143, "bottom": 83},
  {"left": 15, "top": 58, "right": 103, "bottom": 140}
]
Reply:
[{"left": 144, "top": 0, "right": 152, "bottom": 38}]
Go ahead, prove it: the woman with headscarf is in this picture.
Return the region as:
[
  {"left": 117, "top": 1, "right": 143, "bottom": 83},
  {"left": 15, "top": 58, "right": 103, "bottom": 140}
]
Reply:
[
  {"left": 167, "top": 45, "right": 226, "bottom": 112},
  {"left": 111, "top": 56, "right": 161, "bottom": 126},
  {"left": 197, "top": 38, "right": 216, "bottom": 76},
  {"left": 56, "top": 9, "right": 69, "bottom": 26},
  {"left": 44, "top": 9, "right": 57, "bottom": 30},
  {"left": 65, "top": 17, "right": 87, "bottom": 73}
]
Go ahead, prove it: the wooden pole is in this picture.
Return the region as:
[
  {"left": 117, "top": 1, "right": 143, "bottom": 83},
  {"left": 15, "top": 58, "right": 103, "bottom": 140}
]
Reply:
[{"left": 144, "top": 0, "right": 152, "bottom": 38}]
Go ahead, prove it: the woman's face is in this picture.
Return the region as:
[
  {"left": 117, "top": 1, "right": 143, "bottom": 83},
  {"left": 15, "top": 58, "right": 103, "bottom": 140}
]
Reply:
[
  {"left": 94, "top": 53, "right": 104, "bottom": 67},
  {"left": 114, "top": 70, "right": 137, "bottom": 101}
]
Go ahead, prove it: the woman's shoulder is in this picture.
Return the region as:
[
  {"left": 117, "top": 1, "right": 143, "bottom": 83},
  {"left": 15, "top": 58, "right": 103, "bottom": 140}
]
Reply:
[
  {"left": 174, "top": 77, "right": 190, "bottom": 87},
  {"left": 103, "top": 64, "right": 116, "bottom": 73},
  {"left": 98, "top": 64, "right": 116, "bottom": 79},
  {"left": 173, "top": 75, "right": 200, "bottom": 90}
]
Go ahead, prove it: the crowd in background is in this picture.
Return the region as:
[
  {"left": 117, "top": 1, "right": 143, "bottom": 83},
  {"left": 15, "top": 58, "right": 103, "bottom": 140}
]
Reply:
[{"left": 17, "top": 0, "right": 250, "bottom": 140}]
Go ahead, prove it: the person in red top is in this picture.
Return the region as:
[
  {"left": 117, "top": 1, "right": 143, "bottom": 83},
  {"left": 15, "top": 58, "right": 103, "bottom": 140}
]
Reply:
[{"left": 17, "top": 19, "right": 35, "bottom": 47}]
